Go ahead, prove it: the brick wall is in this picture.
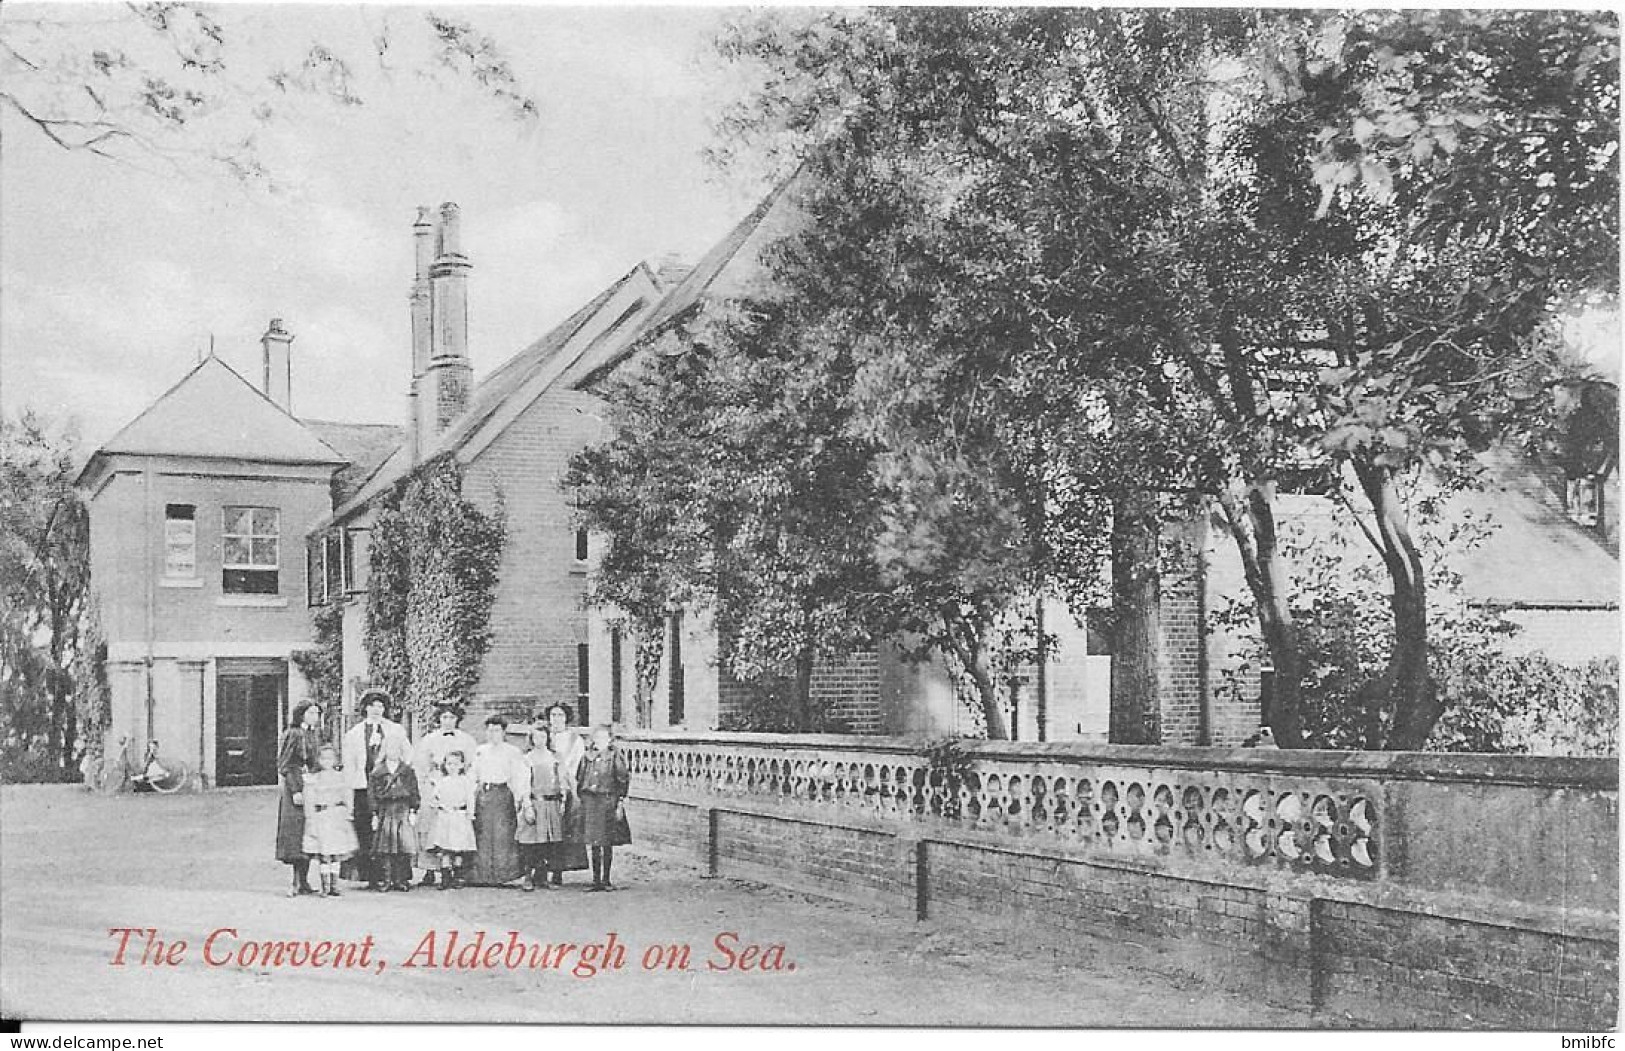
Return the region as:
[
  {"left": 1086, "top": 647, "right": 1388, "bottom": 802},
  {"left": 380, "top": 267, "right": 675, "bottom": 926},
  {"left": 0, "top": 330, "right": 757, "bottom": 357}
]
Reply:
[
  {"left": 716, "top": 651, "right": 883, "bottom": 732},
  {"left": 1158, "top": 515, "right": 1207, "bottom": 745},
  {"left": 459, "top": 387, "right": 604, "bottom": 725}
]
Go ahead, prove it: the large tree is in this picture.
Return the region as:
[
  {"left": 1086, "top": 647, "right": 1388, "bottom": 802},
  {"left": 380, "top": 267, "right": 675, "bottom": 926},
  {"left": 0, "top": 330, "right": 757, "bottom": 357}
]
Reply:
[
  {"left": 0, "top": 411, "right": 90, "bottom": 777},
  {"left": 708, "top": 7, "right": 1617, "bottom": 749}
]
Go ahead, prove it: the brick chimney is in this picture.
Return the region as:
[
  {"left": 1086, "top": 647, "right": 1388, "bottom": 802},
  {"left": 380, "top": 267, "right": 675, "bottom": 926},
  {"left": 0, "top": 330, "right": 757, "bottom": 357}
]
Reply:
[
  {"left": 260, "top": 318, "right": 293, "bottom": 412},
  {"left": 409, "top": 202, "right": 474, "bottom": 458}
]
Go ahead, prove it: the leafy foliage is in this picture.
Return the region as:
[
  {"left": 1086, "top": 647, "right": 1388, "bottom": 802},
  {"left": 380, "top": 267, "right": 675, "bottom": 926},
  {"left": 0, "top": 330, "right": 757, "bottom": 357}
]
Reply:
[
  {"left": 362, "top": 458, "right": 505, "bottom": 720},
  {"left": 707, "top": 8, "right": 1619, "bottom": 748},
  {"left": 290, "top": 599, "right": 343, "bottom": 740},
  {"left": 1, "top": 4, "right": 539, "bottom": 185},
  {"left": 0, "top": 410, "right": 90, "bottom": 780}
]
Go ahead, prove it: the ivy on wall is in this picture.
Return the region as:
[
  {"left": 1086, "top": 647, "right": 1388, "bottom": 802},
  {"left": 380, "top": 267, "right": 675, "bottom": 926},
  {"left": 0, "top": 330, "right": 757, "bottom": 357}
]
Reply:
[
  {"left": 363, "top": 457, "right": 505, "bottom": 719},
  {"left": 291, "top": 600, "right": 344, "bottom": 738},
  {"left": 71, "top": 598, "right": 110, "bottom": 780}
]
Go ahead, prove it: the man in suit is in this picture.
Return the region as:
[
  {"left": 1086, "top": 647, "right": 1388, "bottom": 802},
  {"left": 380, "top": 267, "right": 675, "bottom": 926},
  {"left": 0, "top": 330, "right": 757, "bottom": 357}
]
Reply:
[{"left": 340, "top": 688, "right": 410, "bottom": 889}]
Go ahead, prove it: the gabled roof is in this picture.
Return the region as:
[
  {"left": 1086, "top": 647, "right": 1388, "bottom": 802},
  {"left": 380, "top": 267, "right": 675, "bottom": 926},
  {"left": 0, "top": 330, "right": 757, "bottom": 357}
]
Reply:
[
  {"left": 321, "top": 264, "right": 661, "bottom": 526},
  {"left": 575, "top": 175, "right": 808, "bottom": 389},
  {"left": 78, "top": 355, "right": 344, "bottom": 485}
]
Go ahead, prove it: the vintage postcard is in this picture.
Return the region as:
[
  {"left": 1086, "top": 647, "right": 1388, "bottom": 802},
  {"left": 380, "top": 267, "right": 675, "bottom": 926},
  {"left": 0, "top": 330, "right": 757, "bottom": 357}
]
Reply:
[{"left": 0, "top": 3, "right": 1617, "bottom": 1032}]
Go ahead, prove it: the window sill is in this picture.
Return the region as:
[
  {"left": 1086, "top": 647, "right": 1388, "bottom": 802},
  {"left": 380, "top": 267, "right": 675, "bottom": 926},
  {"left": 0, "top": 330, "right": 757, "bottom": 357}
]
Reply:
[
  {"left": 159, "top": 577, "right": 203, "bottom": 589},
  {"left": 218, "top": 595, "right": 288, "bottom": 608}
]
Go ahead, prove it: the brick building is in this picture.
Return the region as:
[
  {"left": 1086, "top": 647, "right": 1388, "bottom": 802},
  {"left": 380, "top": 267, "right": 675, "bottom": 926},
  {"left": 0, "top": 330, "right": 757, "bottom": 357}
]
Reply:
[
  {"left": 75, "top": 332, "right": 395, "bottom": 786},
  {"left": 83, "top": 187, "right": 1616, "bottom": 777}
]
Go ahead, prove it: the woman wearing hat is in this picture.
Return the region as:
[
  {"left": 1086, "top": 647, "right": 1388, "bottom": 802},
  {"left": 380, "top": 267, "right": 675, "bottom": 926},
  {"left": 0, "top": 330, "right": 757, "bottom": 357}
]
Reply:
[
  {"left": 411, "top": 703, "right": 477, "bottom": 888},
  {"left": 339, "top": 688, "right": 409, "bottom": 888},
  {"left": 275, "top": 701, "right": 324, "bottom": 897}
]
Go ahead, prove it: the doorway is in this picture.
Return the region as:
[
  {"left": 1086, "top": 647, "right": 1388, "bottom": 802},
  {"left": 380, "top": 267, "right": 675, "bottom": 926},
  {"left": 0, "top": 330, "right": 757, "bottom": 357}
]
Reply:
[{"left": 216, "top": 662, "right": 285, "bottom": 786}]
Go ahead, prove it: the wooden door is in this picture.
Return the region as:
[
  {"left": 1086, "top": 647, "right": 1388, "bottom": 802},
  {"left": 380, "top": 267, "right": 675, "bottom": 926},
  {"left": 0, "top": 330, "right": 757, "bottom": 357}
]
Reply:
[{"left": 217, "top": 670, "right": 284, "bottom": 786}]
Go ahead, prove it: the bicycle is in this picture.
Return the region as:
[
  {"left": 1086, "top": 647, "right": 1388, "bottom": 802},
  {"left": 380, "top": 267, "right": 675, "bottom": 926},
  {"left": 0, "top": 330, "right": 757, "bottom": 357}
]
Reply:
[{"left": 93, "top": 737, "right": 192, "bottom": 794}]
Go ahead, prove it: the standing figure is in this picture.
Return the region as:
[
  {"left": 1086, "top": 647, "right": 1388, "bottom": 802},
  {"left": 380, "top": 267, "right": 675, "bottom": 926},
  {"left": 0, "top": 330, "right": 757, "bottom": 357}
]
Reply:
[
  {"left": 543, "top": 702, "right": 589, "bottom": 885},
  {"left": 368, "top": 740, "right": 421, "bottom": 892},
  {"left": 301, "top": 744, "right": 359, "bottom": 897},
  {"left": 515, "top": 725, "right": 567, "bottom": 891},
  {"left": 577, "top": 724, "right": 631, "bottom": 891},
  {"left": 275, "top": 702, "right": 323, "bottom": 897},
  {"left": 428, "top": 750, "right": 477, "bottom": 888},
  {"left": 340, "top": 689, "right": 409, "bottom": 889},
  {"left": 411, "top": 703, "right": 477, "bottom": 888},
  {"left": 469, "top": 714, "right": 527, "bottom": 886}
]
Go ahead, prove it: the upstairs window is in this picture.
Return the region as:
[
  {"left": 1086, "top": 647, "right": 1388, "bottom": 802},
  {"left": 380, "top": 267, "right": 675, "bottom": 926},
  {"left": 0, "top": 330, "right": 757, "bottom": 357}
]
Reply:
[
  {"left": 1566, "top": 475, "right": 1602, "bottom": 528},
  {"left": 668, "top": 610, "right": 685, "bottom": 725},
  {"left": 575, "top": 527, "right": 589, "bottom": 563},
  {"left": 223, "top": 506, "right": 279, "bottom": 595},
  {"left": 163, "top": 504, "right": 196, "bottom": 579},
  {"left": 577, "top": 642, "right": 591, "bottom": 726},
  {"left": 610, "top": 626, "right": 624, "bottom": 724}
]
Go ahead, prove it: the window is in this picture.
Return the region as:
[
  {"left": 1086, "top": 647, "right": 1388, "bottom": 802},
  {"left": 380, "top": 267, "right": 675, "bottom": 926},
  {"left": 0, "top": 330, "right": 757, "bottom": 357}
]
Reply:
[
  {"left": 223, "top": 506, "right": 279, "bottom": 594},
  {"left": 668, "top": 610, "right": 685, "bottom": 725},
  {"left": 323, "top": 532, "right": 343, "bottom": 599},
  {"left": 306, "top": 536, "right": 323, "bottom": 606},
  {"left": 1567, "top": 475, "right": 1602, "bottom": 528},
  {"left": 577, "top": 643, "right": 591, "bottom": 726},
  {"left": 610, "top": 626, "right": 624, "bottom": 724},
  {"left": 575, "top": 527, "right": 589, "bottom": 563},
  {"left": 342, "top": 529, "right": 366, "bottom": 593},
  {"left": 163, "top": 504, "right": 196, "bottom": 578}
]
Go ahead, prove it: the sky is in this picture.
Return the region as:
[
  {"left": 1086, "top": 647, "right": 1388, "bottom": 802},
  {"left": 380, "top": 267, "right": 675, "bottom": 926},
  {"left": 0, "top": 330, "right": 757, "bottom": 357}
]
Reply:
[{"left": 1, "top": 3, "right": 764, "bottom": 448}]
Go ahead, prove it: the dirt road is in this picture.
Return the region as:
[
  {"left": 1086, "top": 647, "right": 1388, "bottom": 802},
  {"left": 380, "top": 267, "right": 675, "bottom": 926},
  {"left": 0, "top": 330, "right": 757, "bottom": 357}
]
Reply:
[{"left": 1, "top": 784, "right": 1302, "bottom": 1025}]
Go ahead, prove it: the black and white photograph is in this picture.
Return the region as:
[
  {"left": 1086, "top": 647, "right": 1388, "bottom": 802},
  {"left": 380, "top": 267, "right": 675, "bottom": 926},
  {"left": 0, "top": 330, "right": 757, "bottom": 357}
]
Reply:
[{"left": 0, "top": 2, "right": 1618, "bottom": 1035}]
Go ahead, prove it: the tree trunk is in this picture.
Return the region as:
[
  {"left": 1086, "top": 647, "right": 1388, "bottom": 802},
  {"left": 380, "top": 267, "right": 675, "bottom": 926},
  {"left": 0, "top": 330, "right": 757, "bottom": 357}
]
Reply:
[
  {"left": 1352, "top": 458, "right": 1440, "bottom": 750},
  {"left": 1214, "top": 479, "right": 1306, "bottom": 747},
  {"left": 793, "top": 646, "right": 816, "bottom": 731},
  {"left": 940, "top": 604, "right": 1009, "bottom": 740},
  {"left": 1109, "top": 488, "right": 1162, "bottom": 745},
  {"left": 632, "top": 623, "right": 664, "bottom": 730}
]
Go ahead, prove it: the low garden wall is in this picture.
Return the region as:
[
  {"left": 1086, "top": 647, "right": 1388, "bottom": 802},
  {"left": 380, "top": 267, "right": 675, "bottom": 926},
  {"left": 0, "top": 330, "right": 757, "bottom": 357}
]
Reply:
[{"left": 619, "top": 731, "right": 1618, "bottom": 1028}]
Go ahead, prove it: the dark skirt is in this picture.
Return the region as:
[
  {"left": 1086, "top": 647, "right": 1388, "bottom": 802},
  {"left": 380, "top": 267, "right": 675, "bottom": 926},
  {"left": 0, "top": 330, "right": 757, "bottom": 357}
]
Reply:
[
  {"left": 580, "top": 792, "right": 624, "bottom": 847},
  {"left": 372, "top": 801, "right": 418, "bottom": 856},
  {"left": 275, "top": 780, "right": 306, "bottom": 864},
  {"left": 553, "top": 796, "right": 590, "bottom": 871},
  {"left": 469, "top": 784, "right": 523, "bottom": 885},
  {"left": 339, "top": 789, "right": 375, "bottom": 882}
]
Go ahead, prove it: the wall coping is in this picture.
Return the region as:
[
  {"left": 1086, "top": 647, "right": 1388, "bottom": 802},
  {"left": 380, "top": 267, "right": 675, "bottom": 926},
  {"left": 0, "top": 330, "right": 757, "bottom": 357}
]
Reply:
[{"left": 618, "top": 731, "right": 1619, "bottom": 790}]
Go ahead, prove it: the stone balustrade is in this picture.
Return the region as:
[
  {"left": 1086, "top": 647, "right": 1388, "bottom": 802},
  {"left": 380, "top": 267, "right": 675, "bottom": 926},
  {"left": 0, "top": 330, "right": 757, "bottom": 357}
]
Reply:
[{"left": 619, "top": 731, "right": 1618, "bottom": 1028}]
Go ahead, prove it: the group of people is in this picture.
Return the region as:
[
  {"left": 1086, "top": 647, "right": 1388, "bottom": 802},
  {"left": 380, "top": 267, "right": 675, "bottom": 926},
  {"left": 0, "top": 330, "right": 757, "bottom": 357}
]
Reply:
[{"left": 276, "top": 689, "right": 631, "bottom": 899}]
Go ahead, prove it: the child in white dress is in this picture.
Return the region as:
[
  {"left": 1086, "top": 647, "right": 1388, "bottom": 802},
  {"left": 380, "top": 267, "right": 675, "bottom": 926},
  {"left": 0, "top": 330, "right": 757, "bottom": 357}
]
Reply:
[{"left": 429, "top": 750, "right": 477, "bottom": 889}]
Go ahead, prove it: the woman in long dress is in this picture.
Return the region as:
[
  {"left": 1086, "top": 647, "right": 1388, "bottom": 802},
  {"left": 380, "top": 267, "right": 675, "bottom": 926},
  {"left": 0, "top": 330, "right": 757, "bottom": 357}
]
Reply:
[
  {"left": 469, "top": 715, "right": 527, "bottom": 886},
  {"left": 275, "top": 702, "right": 323, "bottom": 897},
  {"left": 411, "top": 703, "right": 477, "bottom": 888},
  {"left": 543, "top": 703, "right": 590, "bottom": 885},
  {"left": 515, "top": 724, "right": 568, "bottom": 891}
]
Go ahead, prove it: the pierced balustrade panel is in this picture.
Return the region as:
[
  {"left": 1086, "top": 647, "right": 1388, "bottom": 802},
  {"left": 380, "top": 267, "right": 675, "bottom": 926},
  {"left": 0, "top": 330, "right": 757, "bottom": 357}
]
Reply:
[{"left": 621, "top": 740, "right": 1379, "bottom": 881}]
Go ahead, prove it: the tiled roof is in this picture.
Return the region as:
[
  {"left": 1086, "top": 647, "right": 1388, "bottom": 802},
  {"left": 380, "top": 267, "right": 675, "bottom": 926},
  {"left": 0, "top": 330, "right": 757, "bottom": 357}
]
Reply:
[
  {"left": 301, "top": 420, "right": 404, "bottom": 505},
  {"left": 576, "top": 176, "right": 806, "bottom": 389},
  {"left": 322, "top": 266, "right": 653, "bottom": 524},
  {"left": 81, "top": 356, "right": 344, "bottom": 480},
  {"left": 1454, "top": 447, "right": 1620, "bottom": 609}
]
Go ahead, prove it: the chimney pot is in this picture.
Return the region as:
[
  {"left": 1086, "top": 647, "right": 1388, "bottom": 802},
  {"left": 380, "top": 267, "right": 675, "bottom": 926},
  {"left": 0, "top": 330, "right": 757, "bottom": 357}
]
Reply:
[{"left": 260, "top": 317, "right": 294, "bottom": 413}]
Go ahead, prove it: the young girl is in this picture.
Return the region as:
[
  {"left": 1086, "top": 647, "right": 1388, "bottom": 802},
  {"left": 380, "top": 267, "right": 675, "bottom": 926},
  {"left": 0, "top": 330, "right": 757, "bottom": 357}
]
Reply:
[
  {"left": 576, "top": 724, "right": 630, "bottom": 891},
  {"left": 515, "top": 725, "right": 567, "bottom": 891},
  {"left": 428, "top": 750, "right": 477, "bottom": 889},
  {"left": 301, "top": 744, "right": 359, "bottom": 897},
  {"left": 368, "top": 740, "right": 421, "bottom": 892}
]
